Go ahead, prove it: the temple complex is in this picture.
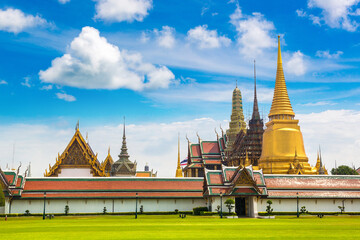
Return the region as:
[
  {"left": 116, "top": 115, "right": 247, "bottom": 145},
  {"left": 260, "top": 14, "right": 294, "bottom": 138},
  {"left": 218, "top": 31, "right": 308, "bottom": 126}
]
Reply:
[
  {"left": 258, "top": 36, "right": 320, "bottom": 174},
  {"left": 228, "top": 61, "right": 264, "bottom": 167}
]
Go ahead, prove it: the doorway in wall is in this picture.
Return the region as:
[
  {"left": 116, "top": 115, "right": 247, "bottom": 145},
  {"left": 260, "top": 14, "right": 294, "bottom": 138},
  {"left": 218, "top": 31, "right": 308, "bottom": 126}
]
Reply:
[{"left": 235, "top": 197, "right": 246, "bottom": 216}]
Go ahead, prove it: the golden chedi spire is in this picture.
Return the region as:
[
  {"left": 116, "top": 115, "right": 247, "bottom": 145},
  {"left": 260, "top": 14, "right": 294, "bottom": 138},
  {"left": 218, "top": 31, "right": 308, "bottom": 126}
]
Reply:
[
  {"left": 258, "top": 35, "right": 317, "bottom": 175},
  {"left": 175, "top": 133, "right": 183, "bottom": 177},
  {"left": 269, "top": 36, "right": 295, "bottom": 119}
]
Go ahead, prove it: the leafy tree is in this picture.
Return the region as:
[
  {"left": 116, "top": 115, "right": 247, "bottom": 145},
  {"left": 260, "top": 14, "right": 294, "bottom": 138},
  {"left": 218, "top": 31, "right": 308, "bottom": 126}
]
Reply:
[
  {"left": 25, "top": 210, "right": 30, "bottom": 216},
  {"left": 65, "top": 205, "right": 69, "bottom": 215},
  {"left": 266, "top": 200, "right": 273, "bottom": 216},
  {"left": 224, "top": 198, "right": 235, "bottom": 213},
  {"left": 331, "top": 165, "right": 359, "bottom": 175},
  {"left": 0, "top": 183, "right": 5, "bottom": 207}
]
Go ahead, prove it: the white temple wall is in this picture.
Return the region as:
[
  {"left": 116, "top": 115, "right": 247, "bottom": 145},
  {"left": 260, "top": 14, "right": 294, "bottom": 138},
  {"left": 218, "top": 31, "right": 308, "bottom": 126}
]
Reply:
[
  {"left": 258, "top": 198, "right": 360, "bottom": 213},
  {"left": 58, "top": 168, "right": 93, "bottom": 177},
  {"left": 9, "top": 198, "right": 206, "bottom": 214},
  {"left": 207, "top": 196, "right": 236, "bottom": 213}
]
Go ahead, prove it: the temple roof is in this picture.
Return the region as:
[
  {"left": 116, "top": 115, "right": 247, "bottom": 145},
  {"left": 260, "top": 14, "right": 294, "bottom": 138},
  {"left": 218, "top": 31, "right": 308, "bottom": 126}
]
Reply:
[
  {"left": 45, "top": 129, "right": 104, "bottom": 177},
  {"left": 268, "top": 36, "right": 295, "bottom": 118}
]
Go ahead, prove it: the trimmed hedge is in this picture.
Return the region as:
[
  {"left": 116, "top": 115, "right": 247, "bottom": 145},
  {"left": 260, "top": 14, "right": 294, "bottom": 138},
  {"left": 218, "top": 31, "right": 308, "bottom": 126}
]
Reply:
[
  {"left": 258, "top": 212, "right": 360, "bottom": 216},
  {"left": 193, "top": 207, "right": 208, "bottom": 215},
  {"left": 0, "top": 211, "right": 194, "bottom": 217}
]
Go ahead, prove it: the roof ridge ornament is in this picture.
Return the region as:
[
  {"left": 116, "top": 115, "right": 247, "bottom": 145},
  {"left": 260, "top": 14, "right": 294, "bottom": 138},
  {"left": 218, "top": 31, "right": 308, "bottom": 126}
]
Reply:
[{"left": 75, "top": 120, "right": 79, "bottom": 132}]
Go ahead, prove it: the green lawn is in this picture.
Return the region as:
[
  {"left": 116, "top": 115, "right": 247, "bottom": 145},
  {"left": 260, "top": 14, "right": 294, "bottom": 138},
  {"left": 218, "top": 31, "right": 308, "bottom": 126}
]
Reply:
[{"left": 0, "top": 215, "right": 359, "bottom": 239}]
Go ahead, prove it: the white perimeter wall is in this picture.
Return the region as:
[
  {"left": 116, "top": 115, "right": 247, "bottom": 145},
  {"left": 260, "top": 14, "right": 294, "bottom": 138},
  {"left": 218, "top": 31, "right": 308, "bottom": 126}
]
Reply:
[
  {"left": 258, "top": 198, "right": 360, "bottom": 212},
  {"left": 9, "top": 198, "right": 206, "bottom": 214}
]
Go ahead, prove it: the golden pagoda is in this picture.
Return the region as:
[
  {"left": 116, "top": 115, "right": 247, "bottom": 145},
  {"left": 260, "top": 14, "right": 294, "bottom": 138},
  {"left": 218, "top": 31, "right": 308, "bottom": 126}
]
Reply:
[
  {"left": 175, "top": 134, "right": 183, "bottom": 177},
  {"left": 258, "top": 36, "right": 318, "bottom": 174},
  {"left": 225, "top": 83, "right": 246, "bottom": 154}
]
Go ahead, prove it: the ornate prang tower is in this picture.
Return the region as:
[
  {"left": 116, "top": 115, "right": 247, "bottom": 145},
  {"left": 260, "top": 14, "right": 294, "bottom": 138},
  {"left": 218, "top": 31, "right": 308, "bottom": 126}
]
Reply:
[
  {"left": 228, "top": 60, "right": 264, "bottom": 167},
  {"left": 258, "top": 36, "right": 316, "bottom": 174},
  {"left": 225, "top": 82, "right": 246, "bottom": 155},
  {"left": 111, "top": 118, "right": 137, "bottom": 176}
]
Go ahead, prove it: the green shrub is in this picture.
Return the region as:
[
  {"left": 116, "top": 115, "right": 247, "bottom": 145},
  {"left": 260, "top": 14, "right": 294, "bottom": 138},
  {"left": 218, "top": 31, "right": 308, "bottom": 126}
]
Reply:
[
  {"left": 266, "top": 200, "right": 273, "bottom": 216},
  {"left": 225, "top": 198, "right": 235, "bottom": 213},
  {"left": 25, "top": 210, "right": 30, "bottom": 216},
  {"left": 103, "top": 207, "right": 107, "bottom": 214},
  {"left": 193, "top": 207, "right": 208, "bottom": 215},
  {"left": 65, "top": 205, "right": 69, "bottom": 215}
]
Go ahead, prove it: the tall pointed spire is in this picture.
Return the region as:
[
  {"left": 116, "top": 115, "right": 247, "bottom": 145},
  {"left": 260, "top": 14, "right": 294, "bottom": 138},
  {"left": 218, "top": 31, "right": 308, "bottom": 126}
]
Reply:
[
  {"left": 119, "top": 116, "right": 130, "bottom": 161},
  {"left": 268, "top": 36, "right": 295, "bottom": 119},
  {"left": 252, "top": 59, "right": 260, "bottom": 120},
  {"left": 176, "top": 133, "right": 183, "bottom": 177}
]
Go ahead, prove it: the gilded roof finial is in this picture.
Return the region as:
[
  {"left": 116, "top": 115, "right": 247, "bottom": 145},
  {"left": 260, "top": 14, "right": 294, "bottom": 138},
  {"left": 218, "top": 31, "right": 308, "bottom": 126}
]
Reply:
[
  {"left": 108, "top": 146, "right": 111, "bottom": 156},
  {"left": 75, "top": 120, "right": 79, "bottom": 132},
  {"left": 236, "top": 79, "right": 238, "bottom": 88},
  {"left": 268, "top": 35, "right": 295, "bottom": 118}
]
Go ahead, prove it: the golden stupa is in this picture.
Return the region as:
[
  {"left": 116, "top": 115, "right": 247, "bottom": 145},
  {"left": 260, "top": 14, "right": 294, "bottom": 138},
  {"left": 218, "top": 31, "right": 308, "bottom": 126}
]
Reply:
[{"left": 258, "top": 36, "right": 319, "bottom": 175}]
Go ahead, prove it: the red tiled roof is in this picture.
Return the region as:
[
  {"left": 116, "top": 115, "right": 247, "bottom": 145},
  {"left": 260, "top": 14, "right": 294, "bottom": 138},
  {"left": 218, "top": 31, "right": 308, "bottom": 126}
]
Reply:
[
  {"left": 191, "top": 145, "right": 201, "bottom": 157},
  {"left": 224, "top": 169, "right": 236, "bottom": 182},
  {"left": 208, "top": 173, "right": 223, "bottom": 185},
  {"left": 5, "top": 175, "right": 14, "bottom": 185},
  {"left": 203, "top": 160, "right": 221, "bottom": 165},
  {"left": 23, "top": 178, "right": 203, "bottom": 192},
  {"left": 232, "top": 188, "right": 257, "bottom": 194},
  {"left": 21, "top": 191, "right": 203, "bottom": 199},
  {"left": 265, "top": 175, "right": 360, "bottom": 190},
  {"left": 268, "top": 190, "right": 360, "bottom": 199},
  {"left": 202, "top": 142, "right": 220, "bottom": 154}
]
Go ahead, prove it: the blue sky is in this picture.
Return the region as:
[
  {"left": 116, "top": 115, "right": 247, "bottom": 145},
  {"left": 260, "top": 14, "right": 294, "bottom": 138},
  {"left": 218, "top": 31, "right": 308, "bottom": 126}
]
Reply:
[{"left": 0, "top": 0, "right": 360, "bottom": 176}]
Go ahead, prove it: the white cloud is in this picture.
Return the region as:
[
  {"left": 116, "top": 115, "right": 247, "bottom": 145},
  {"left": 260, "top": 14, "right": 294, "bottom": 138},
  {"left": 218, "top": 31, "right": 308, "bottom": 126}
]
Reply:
[
  {"left": 0, "top": 80, "right": 7, "bottom": 85},
  {"left": 230, "top": 5, "right": 276, "bottom": 57},
  {"left": 187, "top": 25, "right": 231, "bottom": 49},
  {"left": 0, "top": 8, "right": 48, "bottom": 33},
  {"left": 300, "top": 101, "right": 336, "bottom": 106},
  {"left": 56, "top": 92, "right": 76, "bottom": 102},
  {"left": 298, "top": 110, "right": 360, "bottom": 170},
  {"left": 285, "top": 51, "right": 307, "bottom": 76},
  {"left": 21, "top": 77, "right": 31, "bottom": 88},
  {"left": 1, "top": 110, "right": 360, "bottom": 177},
  {"left": 316, "top": 50, "right": 343, "bottom": 59},
  {"left": 40, "top": 85, "right": 53, "bottom": 91},
  {"left": 297, "top": 0, "right": 360, "bottom": 31},
  {"left": 154, "top": 26, "right": 175, "bottom": 49},
  {"left": 94, "top": 0, "right": 152, "bottom": 22},
  {"left": 140, "top": 31, "right": 150, "bottom": 43},
  {"left": 58, "top": 0, "right": 70, "bottom": 4},
  {"left": 39, "top": 26, "right": 175, "bottom": 91}
]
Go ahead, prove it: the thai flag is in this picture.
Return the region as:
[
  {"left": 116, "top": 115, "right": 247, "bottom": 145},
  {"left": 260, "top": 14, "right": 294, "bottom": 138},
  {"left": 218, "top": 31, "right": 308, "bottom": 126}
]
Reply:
[{"left": 180, "top": 159, "right": 188, "bottom": 167}]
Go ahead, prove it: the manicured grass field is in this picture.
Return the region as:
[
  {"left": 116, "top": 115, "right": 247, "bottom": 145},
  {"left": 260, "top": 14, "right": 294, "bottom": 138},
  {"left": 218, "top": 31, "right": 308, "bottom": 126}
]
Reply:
[{"left": 1, "top": 215, "right": 359, "bottom": 239}]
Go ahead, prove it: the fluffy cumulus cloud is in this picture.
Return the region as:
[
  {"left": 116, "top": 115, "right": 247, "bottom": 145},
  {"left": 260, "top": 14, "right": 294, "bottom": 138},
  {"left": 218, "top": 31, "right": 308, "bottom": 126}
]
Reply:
[
  {"left": 56, "top": 92, "right": 76, "bottom": 102},
  {"left": 0, "top": 8, "right": 48, "bottom": 33},
  {"left": 297, "top": 0, "right": 360, "bottom": 31},
  {"left": 154, "top": 26, "right": 176, "bottom": 48},
  {"left": 316, "top": 50, "right": 343, "bottom": 59},
  {"left": 187, "top": 25, "right": 231, "bottom": 49},
  {"left": 39, "top": 26, "right": 175, "bottom": 91},
  {"left": 230, "top": 6, "right": 277, "bottom": 57},
  {"left": 94, "top": 0, "right": 152, "bottom": 22},
  {"left": 285, "top": 51, "right": 307, "bottom": 76},
  {"left": 0, "top": 80, "right": 7, "bottom": 85}
]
